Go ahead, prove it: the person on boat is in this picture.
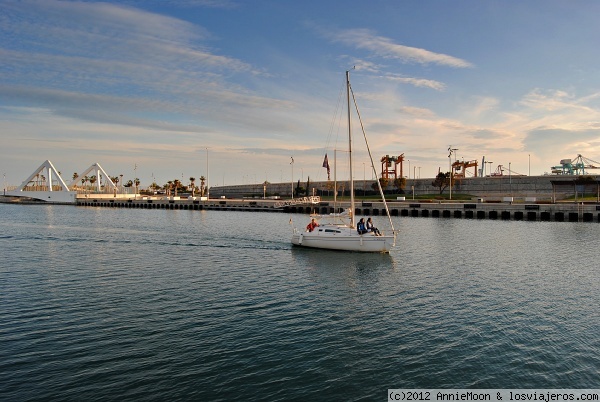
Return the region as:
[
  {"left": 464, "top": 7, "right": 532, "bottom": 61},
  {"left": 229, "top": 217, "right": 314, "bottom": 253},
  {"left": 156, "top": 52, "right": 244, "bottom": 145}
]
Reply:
[
  {"left": 306, "top": 218, "right": 319, "bottom": 232},
  {"left": 357, "top": 218, "right": 368, "bottom": 235},
  {"left": 366, "top": 217, "right": 381, "bottom": 236}
]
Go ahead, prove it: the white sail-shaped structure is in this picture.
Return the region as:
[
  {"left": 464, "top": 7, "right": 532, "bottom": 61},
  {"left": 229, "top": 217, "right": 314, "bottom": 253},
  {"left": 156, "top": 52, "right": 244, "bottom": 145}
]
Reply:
[{"left": 7, "top": 160, "right": 76, "bottom": 203}]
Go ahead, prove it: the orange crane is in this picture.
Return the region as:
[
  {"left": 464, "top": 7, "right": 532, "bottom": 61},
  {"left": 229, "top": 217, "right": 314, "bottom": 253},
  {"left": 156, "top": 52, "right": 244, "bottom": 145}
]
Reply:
[
  {"left": 380, "top": 154, "right": 404, "bottom": 179},
  {"left": 451, "top": 159, "right": 478, "bottom": 180}
]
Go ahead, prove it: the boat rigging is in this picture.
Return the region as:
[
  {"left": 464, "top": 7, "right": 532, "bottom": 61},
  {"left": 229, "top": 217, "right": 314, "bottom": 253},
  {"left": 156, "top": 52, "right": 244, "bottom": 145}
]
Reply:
[{"left": 290, "top": 71, "right": 396, "bottom": 253}]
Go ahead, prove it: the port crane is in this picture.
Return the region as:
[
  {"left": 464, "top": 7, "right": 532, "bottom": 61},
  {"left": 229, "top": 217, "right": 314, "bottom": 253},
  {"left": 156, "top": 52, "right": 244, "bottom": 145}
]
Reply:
[
  {"left": 451, "top": 159, "right": 478, "bottom": 180},
  {"left": 380, "top": 154, "right": 404, "bottom": 179},
  {"left": 550, "top": 154, "right": 600, "bottom": 175},
  {"left": 490, "top": 164, "right": 526, "bottom": 177}
]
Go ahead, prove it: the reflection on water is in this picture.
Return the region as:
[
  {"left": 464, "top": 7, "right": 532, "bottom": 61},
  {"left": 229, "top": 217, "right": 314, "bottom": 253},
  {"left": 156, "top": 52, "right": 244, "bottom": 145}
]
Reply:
[{"left": 1, "top": 205, "right": 599, "bottom": 401}]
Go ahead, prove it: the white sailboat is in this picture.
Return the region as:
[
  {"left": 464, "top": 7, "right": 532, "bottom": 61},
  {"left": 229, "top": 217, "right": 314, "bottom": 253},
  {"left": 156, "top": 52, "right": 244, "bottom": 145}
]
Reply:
[{"left": 291, "top": 71, "right": 396, "bottom": 253}]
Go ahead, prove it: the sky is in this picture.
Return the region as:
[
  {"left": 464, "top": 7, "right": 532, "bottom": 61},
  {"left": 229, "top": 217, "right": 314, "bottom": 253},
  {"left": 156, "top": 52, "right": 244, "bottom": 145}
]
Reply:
[{"left": 3, "top": 0, "right": 600, "bottom": 189}]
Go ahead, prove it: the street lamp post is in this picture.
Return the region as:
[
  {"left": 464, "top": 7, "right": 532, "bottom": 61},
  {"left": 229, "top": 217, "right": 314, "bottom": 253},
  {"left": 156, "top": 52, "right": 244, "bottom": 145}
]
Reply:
[
  {"left": 290, "top": 156, "right": 294, "bottom": 199},
  {"left": 363, "top": 162, "right": 365, "bottom": 196},
  {"left": 206, "top": 147, "right": 210, "bottom": 199},
  {"left": 413, "top": 166, "right": 416, "bottom": 199},
  {"left": 509, "top": 162, "right": 512, "bottom": 198},
  {"left": 448, "top": 147, "right": 458, "bottom": 200},
  {"left": 448, "top": 150, "right": 451, "bottom": 200}
]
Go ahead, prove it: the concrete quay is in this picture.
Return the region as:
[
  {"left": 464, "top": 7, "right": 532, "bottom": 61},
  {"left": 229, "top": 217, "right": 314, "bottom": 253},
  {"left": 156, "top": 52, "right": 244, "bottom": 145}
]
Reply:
[
  {"left": 72, "top": 196, "right": 600, "bottom": 223},
  {"left": 211, "top": 175, "right": 595, "bottom": 200},
  {"left": 357, "top": 200, "right": 599, "bottom": 222}
]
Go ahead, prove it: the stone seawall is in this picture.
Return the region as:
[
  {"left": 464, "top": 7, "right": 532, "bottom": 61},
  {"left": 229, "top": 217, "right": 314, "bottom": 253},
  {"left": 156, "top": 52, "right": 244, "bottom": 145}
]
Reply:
[{"left": 209, "top": 175, "right": 596, "bottom": 201}]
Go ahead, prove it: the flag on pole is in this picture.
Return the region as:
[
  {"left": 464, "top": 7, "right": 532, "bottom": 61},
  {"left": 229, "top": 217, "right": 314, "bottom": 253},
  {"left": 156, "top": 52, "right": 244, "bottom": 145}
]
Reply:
[{"left": 322, "top": 153, "right": 330, "bottom": 180}]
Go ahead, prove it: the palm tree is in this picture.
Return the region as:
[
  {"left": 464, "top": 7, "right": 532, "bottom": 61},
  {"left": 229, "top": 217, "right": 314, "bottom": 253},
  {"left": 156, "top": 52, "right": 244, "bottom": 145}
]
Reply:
[
  {"left": 173, "top": 179, "right": 181, "bottom": 196},
  {"left": 189, "top": 177, "right": 196, "bottom": 197},
  {"left": 199, "top": 176, "right": 206, "bottom": 197},
  {"left": 109, "top": 176, "right": 119, "bottom": 195},
  {"left": 167, "top": 180, "right": 173, "bottom": 196},
  {"left": 134, "top": 178, "right": 140, "bottom": 194},
  {"left": 89, "top": 175, "right": 97, "bottom": 192}
]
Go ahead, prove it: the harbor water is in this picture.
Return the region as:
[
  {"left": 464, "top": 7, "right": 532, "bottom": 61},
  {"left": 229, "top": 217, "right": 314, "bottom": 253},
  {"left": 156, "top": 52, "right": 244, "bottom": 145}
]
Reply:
[{"left": 1, "top": 204, "right": 599, "bottom": 401}]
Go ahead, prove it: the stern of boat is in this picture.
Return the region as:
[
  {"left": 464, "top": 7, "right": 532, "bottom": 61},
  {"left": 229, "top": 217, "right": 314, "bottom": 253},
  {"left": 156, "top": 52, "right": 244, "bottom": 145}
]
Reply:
[{"left": 291, "top": 227, "right": 302, "bottom": 246}]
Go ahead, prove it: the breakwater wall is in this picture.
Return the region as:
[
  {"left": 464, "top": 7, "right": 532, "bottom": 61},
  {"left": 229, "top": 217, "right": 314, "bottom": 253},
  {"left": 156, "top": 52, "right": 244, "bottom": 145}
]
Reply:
[
  {"left": 210, "top": 175, "right": 591, "bottom": 200},
  {"left": 73, "top": 196, "right": 600, "bottom": 223}
]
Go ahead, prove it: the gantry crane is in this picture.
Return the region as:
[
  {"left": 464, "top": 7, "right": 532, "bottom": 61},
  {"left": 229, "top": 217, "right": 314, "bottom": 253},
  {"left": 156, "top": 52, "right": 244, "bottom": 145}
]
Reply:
[
  {"left": 380, "top": 154, "right": 404, "bottom": 179},
  {"left": 491, "top": 164, "right": 525, "bottom": 176},
  {"left": 451, "top": 159, "right": 478, "bottom": 180},
  {"left": 551, "top": 154, "right": 600, "bottom": 175}
]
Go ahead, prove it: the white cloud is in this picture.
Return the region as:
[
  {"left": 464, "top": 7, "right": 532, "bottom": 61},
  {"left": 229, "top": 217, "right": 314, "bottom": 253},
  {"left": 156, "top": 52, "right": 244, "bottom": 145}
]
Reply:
[
  {"left": 520, "top": 89, "right": 583, "bottom": 112},
  {"left": 397, "top": 106, "right": 436, "bottom": 118},
  {"left": 472, "top": 97, "right": 500, "bottom": 116},
  {"left": 330, "top": 28, "right": 473, "bottom": 68},
  {"left": 347, "top": 58, "right": 382, "bottom": 73},
  {"left": 386, "top": 75, "right": 445, "bottom": 91},
  {"left": 0, "top": 1, "right": 260, "bottom": 95}
]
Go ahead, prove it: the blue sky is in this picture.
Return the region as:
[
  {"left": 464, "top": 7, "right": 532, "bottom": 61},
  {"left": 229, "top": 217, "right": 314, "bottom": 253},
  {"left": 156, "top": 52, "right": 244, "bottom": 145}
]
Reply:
[{"left": 3, "top": 0, "right": 600, "bottom": 188}]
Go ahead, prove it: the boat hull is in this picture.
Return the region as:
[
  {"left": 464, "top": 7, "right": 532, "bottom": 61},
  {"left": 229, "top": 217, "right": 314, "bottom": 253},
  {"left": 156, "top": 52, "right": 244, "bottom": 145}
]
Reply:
[{"left": 291, "top": 226, "right": 394, "bottom": 253}]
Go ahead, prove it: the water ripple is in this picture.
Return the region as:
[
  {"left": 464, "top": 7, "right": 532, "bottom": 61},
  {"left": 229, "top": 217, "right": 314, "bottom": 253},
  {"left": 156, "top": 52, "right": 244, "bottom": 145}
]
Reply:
[{"left": 1, "top": 206, "right": 599, "bottom": 400}]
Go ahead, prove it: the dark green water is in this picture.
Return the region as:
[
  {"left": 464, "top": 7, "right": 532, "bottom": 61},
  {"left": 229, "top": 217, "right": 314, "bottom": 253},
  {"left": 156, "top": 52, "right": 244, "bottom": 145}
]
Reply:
[{"left": 1, "top": 204, "right": 598, "bottom": 401}]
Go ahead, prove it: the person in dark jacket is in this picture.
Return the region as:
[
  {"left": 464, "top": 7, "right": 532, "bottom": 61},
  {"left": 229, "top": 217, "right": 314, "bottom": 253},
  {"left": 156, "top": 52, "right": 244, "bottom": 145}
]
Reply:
[{"left": 357, "top": 218, "right": 368, "bottom": 234}]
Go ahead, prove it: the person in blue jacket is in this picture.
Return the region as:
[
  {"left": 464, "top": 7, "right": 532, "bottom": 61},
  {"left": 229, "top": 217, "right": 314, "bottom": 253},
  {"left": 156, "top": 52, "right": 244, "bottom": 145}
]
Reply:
[{"left": 357, "top": 218, "right": 368, "bottom": 234}]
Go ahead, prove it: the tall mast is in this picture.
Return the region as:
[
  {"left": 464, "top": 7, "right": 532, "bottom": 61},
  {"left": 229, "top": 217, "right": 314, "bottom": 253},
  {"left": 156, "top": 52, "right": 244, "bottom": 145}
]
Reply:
[
  {"left": 333, "top": 149, "right": 337, "bottom": 204},
  {"left": 346, "top": 70, "right": 355, "bottom": 227}
]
